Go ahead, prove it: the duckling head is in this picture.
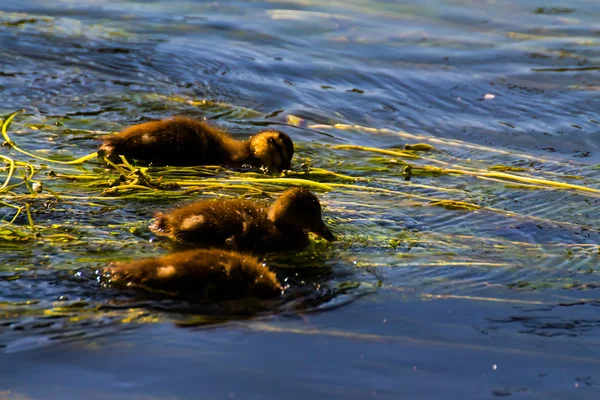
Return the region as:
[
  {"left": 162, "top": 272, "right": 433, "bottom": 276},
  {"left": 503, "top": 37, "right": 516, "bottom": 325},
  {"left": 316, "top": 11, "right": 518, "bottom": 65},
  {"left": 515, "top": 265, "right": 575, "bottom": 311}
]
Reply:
[
  {"left": 248, "top": 130, "right": 294, "bottom": 171},
  {"left": 268, "top": 188, "right": 336, "bottom": 241}
]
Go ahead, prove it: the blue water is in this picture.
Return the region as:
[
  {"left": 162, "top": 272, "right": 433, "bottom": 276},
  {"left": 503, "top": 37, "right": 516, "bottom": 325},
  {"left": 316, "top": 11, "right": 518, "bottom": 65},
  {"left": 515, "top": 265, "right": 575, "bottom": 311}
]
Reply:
[{"left": 1, "top": 0, "right": 600, "bottom": 398}]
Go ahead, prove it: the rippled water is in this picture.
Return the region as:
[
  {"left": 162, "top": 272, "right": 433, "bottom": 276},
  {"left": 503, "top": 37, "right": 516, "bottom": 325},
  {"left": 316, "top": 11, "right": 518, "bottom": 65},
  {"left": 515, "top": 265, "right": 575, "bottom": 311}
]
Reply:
[{"left": 1, "top": 0, "right": 600, "bottom": 398}]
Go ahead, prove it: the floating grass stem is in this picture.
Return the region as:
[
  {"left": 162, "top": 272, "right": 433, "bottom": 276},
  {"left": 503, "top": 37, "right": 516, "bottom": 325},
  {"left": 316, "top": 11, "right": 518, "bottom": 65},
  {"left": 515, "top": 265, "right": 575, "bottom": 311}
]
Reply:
[
  {"left": 25, "top": 203, "right": 36, "bottom": 233},
  {"left": 2, "top": 111, "right": 98, "bottom": 165},
  {"left": 230, "top": 177, "right": 334, "bottom": 191},
  {"left": 118, "top": 155, "right": 138, "bottom": 172},
  {"left": 316, "top": 123, "right": 555, "bottom": 164},
  {"left": 333, "top": 144, "right": 420, "bottom": 159},
  {"left": 286, "top": 167, "right": 358, "bottom": 182},
  {"left": 0, "top": 155, "right": 16, "bottom": 190},
  {"left": 428, "top": 200, "right": 481, "bottom": 211},
  {"left": 102, "top": 157, "right": 129, "bottom": 174},
  {"left": 175, "top": 182, "right": 265, "bottom": 194},
  {"left": 445, "top": 168, "right": 600, "bottom": 195},
  {"left": 101, "top": 184, "right": 155, "bottom": 196},
  {"left": 0, "top": 157, "right": 37, "bottom": 193},
  {"left": 42, "top": 186, "right": 63, "bottom": 201},
  {"left": 18, "top": 161, "right": 36, "bottom": 181},
  {"left": 175, "top": 177, "right": 334, "bottom": 191}
]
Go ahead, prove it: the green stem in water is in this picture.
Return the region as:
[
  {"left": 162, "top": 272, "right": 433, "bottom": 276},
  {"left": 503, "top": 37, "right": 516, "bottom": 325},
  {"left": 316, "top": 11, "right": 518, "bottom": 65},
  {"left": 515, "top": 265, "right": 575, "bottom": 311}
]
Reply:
[
  {"left": 332, "top": 144, "right": 420, "bottom": 159},
  {"left": 25, "top": 203, "right": 36, "bottom": 233},
  {"left": 2, "top": 110, "right": 98, "bottom": 165},
  {"left": 0, "top": 155, "right": 16, "bottom": 190}
]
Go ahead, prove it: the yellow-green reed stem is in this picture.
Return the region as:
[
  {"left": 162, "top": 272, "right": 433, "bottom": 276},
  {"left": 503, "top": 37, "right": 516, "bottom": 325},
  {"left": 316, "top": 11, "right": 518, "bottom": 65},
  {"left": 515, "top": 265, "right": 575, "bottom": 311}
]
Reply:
[
  {"left": 328, "top": 199, "right": 391, "bottom": 210},
  {"left": 332, "top": 144, "right": 449, "bottom": 167},
  {"left": 330, "top": 123, "right": 600, "bottom": 174},
  {"left": 215, "top": 177, "right": 334, "bottom": 191},
  {"left": 103, "top": 157, "right": 130, "bottom": 174},
  {"left": 336, "top": 144, "right": 600, "bottom": 196},
  {"left": 25, "top": 203, "right": 35, "bottom": 232},
  {"left": 476, "top": 176, "right": 557, "bottom": 193},
  {"left": 0, "top": 200, "right": 20, "bottom": 209},
  {"left": 328, "top": 183, "right": 404, "bottom": 195},
  {"left": 17, "top": 161, "right": 36, "bottom": 181},
  {"left": 427, "top": 199, "right": 481, "bottom": 211},
  {"left": 1, "top": 181, "right": 30, "bottom": 193},
  {"left": 453, "top": 162, "right": 591, "bottom": 185},
  {"left": 173, "top": 178, "right": 333, "bottom": 191},
  {"left": 42, "top": 186, "right": 63, "bottom": 201},
  {"left": 376, "top": 177, "right": 467, "bottom": 195},
  {"left": 50, "top": 173, "right": 100, "bottom": 181},
  {"left": 118, "top": 155, "right": 139, "bottom": 172},
  {"left": 320, "top": 123, "right": 555, "bottom": 164},
  {"left": 22, "top": 175, "right": 35, "bottom": 195},
  {"left": 41, "top": 234, "right": 78, "bottom": 242},
  {"left": 287, "top": 168, "right": 358, "bottom": 181},
  {"left": 5, "top": 208, "right": 21, "bottom": 224},
  {"left": 332, "top": 183, "right": 479, "bottom": 208},
  {"left": 329, "top": 183, "right": 600, "bottom": 232},
  {"left": 332, "top": 144, "right": 420, "bottom": 159},
  {"left": 0, "top": 155, "right": 15, "bottom": 190},
  {"left": 103, "top": 184, "right": 154, "bottom": 192},
  {"left": 0, "top": 160, "right": 40, "bottom": 193},
  {"left": 0, "top": 226, "right": 31, "bottom": 240},
  {"left": 175, "top": 182, "right": 265, "bottom": 193},
  {"left": 2, "top": 110, "right": 98, "bottom": 165},
  {"left": 445, "top": 168, "right": 600, "bottom": 195}
]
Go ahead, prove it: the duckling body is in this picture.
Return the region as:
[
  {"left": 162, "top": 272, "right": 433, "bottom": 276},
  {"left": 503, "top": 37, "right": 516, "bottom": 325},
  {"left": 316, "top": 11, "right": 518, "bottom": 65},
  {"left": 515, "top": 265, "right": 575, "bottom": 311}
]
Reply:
[
  {"left": 150, "top": 188, "right": 336, "bottom": 252},
  {"left": 100, "top": 117, "right": 294, "bottom": 171},
  {"left": 106, "top": 249, "right": 281, "bottom": 300}
]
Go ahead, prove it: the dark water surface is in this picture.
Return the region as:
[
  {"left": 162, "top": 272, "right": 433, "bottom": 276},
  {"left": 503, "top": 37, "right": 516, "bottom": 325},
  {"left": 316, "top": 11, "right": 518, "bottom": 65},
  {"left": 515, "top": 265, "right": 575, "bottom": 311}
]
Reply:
[{"left": 1, "top": 0, "right": 600, "bottom": 398}]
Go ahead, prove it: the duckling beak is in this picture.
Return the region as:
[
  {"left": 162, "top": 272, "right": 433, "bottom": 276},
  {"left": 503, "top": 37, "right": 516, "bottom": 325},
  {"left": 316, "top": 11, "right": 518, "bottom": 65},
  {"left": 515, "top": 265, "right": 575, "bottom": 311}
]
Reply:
[
  {"left": 315, "top": 221, "right": 336, "bottom": 242},
  {"left": 279, "top": 159, "right": 291, "bottom": 171}
]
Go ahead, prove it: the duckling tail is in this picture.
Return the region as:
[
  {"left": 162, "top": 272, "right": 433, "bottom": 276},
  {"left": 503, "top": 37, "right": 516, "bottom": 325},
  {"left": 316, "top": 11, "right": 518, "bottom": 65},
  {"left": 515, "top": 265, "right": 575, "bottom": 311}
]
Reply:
[{"left": 149, "top": 212, "right": 169, "bottom": 234}]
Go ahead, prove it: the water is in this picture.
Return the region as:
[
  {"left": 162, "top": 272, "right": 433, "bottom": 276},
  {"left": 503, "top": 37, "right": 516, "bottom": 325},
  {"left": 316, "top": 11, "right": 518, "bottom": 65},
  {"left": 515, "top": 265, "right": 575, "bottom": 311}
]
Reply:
[{"left": 1, "top": 0, "right": 600, "bottom": 398}]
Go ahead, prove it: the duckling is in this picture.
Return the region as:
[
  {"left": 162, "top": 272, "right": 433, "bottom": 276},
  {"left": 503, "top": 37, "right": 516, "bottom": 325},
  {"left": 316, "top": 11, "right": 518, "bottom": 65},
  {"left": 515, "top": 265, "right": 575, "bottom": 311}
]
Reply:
[
  {"left": 106, "top": 249, "right": 282, "bottom": 300},
  {"left": 99, "top": 117, "right": 294, "bottom": 171},
  {"left": 150, "top": 187, "right": 336, "bottom": 252}
]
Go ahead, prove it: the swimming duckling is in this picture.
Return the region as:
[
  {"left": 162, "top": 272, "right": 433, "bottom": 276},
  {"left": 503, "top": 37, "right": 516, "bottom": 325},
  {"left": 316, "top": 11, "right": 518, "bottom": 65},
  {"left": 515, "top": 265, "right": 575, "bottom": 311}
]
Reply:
[
  {"left": 106, "top": 249, "right": 282, "bottom": 300},
  {"left": 99, "top": 117, "right": 294, "bottom": 171},
  {"left": 150, "top": 187, "right": 336, "bottom": 252}
]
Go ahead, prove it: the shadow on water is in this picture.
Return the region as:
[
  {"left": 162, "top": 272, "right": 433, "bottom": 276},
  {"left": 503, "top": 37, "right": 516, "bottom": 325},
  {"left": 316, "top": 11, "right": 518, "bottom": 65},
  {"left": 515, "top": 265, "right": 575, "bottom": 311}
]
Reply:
[{"left": 0, "top": 250, "right": 375, "bottom": 352}]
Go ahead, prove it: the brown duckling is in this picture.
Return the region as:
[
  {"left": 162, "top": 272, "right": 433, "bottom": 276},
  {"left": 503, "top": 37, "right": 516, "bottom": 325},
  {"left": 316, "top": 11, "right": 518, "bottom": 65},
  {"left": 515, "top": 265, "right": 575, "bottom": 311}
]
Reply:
[
  {"left": 150, "top": 187, "right": 336, "bottom": 252},
  {"left": 106, "top": 249, "right": 282, "bottom": 300},
  {"left": 99, "top": 117, "right": 294, "bottom": 170}
]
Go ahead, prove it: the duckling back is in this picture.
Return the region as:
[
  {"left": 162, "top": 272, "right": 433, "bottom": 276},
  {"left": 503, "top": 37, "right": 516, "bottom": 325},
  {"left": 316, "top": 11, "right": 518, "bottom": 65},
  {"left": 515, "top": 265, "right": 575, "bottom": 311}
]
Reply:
[
  {"left": 150, "top": 198, "right": 274, "bottom": 251},
  {"left": 106, "top": 249, "right": 281, "bottom": 300},
  {"left": 100, "top": 117, "right": 295, "bottom": 170},
  {"left": 150, "top": 190, "right": 334, "bottom": 252},
  {"left": 100, "top": 117, "right": 239, "bottom": 166}
]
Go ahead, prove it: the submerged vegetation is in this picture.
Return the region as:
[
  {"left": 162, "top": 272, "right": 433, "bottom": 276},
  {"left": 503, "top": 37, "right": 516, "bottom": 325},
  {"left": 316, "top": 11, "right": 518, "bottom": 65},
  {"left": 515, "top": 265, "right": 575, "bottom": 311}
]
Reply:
[
  {"left": 1, "top": 105, "right": 599, "bottom": 273},
  {"left": 3, "top": 107, "right": 599, "bottom": 243}
]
